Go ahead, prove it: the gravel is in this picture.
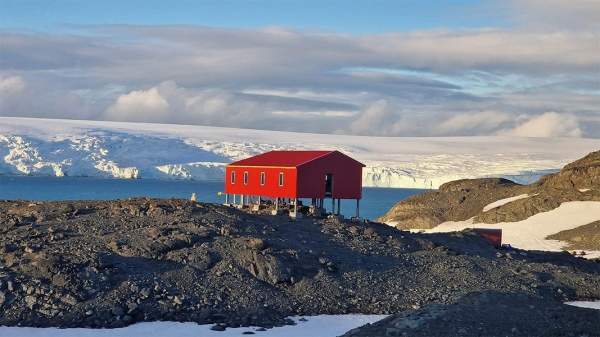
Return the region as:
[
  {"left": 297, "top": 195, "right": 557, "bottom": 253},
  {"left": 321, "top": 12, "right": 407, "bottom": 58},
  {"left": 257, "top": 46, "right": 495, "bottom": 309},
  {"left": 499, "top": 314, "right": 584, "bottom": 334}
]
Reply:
[{"left": 0, "top": 198, "right": 599, "bottom": 333}]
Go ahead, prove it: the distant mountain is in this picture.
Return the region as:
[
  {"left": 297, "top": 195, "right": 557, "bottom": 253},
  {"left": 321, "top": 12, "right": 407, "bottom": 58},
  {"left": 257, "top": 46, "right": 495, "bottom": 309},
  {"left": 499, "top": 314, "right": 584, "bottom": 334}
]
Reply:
[
  {"left": 2, "top": 117, "right": 600, "bottom": 188},
  {"left": 379, "top": 150, "right": 600, "bottom": 256}
]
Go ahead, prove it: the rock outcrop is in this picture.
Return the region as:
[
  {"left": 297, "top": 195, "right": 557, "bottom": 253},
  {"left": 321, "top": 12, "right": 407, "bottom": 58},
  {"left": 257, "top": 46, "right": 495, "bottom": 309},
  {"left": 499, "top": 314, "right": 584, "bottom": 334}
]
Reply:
[
  {"left": 547, "top": 220, "right": 600, "bottom": 251},
  {"left": 537, "top": 150, "right": 600, "bottom": 190},
  {"left": 378, "top": 178, "right": 528, "bottom": 229}
]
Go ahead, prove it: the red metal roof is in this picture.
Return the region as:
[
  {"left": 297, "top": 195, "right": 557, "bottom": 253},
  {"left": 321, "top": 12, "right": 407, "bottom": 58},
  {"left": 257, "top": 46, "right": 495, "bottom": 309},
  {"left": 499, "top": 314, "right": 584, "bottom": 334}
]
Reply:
[{"left": 228, "top": 150, "right": 336, "bottom": 167}]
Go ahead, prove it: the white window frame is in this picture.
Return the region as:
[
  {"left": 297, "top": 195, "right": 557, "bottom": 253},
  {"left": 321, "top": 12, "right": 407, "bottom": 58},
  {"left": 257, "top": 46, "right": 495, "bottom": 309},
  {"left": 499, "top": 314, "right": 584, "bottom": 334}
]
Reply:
[
  {"left": 278, "top": 172, "right": 284, "bottom": 187},
  {"left": 260, "top": 172, "right": 266, "bottom": 186},
  {"left": 243, "top": 171, "right": 249, "bottom": 185},
  {"left": 230, "top": 171, "right": 236, "bottom": 184}
]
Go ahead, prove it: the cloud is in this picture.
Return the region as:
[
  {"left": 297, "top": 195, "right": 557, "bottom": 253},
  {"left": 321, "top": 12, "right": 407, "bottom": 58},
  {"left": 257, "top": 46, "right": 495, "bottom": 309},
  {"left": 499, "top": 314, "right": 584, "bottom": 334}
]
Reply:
[
  {"left": 511, "top": 0, "right": 600, "bottom": 30},
  {"left": 348, "top": 100, "right": 396, "bottom": 135},
  {"left": 101, "top": 81, "right": 356, "bottom": 133},
  {"left": 106, "top": 86, "right": 169, "bottom": 121},
  {"left": 436, "top": 111, "right": 512, "bottom": 135},
  {"left": 0, "top": 4, "right": 599, "bottom": 138},
  {"left": 0, "top": 75, "right": 25, "bottom": 96},
  {"left": 3, "top": 27, "right": 598, "bottom": 84},
  {"left": 499, "top": 112, "right": 582, "bottom": 138},
  {"left": 0, "top": 73, "right": 97, "bottom": 120}
]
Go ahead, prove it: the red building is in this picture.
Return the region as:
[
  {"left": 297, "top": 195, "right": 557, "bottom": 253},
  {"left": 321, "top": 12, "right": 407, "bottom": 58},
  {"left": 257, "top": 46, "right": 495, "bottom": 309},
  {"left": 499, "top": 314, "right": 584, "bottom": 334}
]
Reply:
[{"left": 224, "top": 150, "right": 365, "bottom": 217}]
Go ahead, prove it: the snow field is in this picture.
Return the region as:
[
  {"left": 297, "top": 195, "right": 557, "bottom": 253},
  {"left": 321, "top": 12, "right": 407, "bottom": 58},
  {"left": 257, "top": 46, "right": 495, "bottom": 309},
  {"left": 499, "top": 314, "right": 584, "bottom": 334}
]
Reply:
[
  {"left": 0, "top": 315, "right": 387, "bottom": 337},
  {"left": 426, "top": 201, "right": 600, "bottom": 257},
  {"left": 3, "top": 117, "right": 600, "bottom": 188}
]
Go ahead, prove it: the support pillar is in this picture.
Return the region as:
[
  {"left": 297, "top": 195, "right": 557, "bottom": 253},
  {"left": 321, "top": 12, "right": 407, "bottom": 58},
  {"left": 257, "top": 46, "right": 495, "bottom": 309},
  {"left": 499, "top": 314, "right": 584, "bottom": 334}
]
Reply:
[
  {"left": 331, "top": 198, "right": 335, "bottom": 215},
  {"left": 275, "top": 197, "right": 279, "bottom": 211},
  {"left": 233, "top": 194, "right": 236, "bottom": 204},
  {"left": 356, "top": 199, "right": 360, "bottom": 218},
  {"left": 337, "top": 199, "right": 341, "bottom": 215},
  {"left": 225, "top": 194, "right": 229, "bottom": 204},
  {"left": 294, "top": 198, "right": 298, "bottom": 216}
]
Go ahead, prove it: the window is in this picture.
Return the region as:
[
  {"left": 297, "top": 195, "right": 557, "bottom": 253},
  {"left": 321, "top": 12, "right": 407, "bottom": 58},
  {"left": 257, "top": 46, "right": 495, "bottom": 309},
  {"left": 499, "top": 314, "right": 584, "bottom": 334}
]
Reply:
[
  {"left": 278, "top": 172, "right": 284, "bottom": 187},
  {"left": 230, "top": 171, "right": 236, "bottom": 184},
  {"left": 260, "top": 172, "right": 266, "bottom": 186},
  {"left": 243, "top": 171, "right": 249, "bottom": 185}
]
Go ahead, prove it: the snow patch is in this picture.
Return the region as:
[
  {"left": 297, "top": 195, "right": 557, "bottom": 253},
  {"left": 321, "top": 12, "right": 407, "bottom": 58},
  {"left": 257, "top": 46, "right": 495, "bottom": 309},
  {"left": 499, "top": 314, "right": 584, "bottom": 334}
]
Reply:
[
  {"left": 427, "top": 201, "right": 600, "bottom": 257},
  {"left": 0, "top": 315, "right": 387, "bottom": 337},
  {"left": 154, "top": 162, "right": 226, "bottom": 180},
  {"left": 579, "top": 189, "right": 591, "bottom": 192},
  {"left": 565, "top": 301, "right": 600, "bottom": 310},
  {"left": 482, "top": 194, "right": 532, "bottom": 212}
]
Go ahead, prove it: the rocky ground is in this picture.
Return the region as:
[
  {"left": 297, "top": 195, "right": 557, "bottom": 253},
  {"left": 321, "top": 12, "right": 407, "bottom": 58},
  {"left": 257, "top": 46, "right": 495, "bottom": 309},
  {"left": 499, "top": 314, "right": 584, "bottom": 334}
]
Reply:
[
  {"left": 379, "top": 150, "right": 600, "bottom": 234},
  {"left": 342, "top": 291, "right": 600, "bottom": 337},
  {"left": 548, "top": 220, "right": 600, "bottom": 252},
  {"left": 1, "top": 198, "right": 600, "bottom": 336}
]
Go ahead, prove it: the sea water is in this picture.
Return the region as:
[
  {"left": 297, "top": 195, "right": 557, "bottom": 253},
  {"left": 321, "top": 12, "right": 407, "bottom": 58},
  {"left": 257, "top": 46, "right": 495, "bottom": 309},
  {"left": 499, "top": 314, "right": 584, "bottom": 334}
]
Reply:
[{"left": 0, "top": 175, "right": 425, "bottom": 220}]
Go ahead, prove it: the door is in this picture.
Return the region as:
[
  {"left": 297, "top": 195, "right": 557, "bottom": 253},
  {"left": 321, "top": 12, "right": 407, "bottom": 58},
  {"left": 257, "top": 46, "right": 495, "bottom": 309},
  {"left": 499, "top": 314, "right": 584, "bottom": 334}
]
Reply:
[{"left": 325, "top": 173, "right": 333, "bottom": 197}]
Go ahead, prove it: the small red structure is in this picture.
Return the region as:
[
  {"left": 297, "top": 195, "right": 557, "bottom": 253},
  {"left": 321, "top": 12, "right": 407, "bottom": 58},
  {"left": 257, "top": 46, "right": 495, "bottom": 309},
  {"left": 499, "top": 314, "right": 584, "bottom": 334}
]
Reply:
[
  {"left": 224, "top": 150, "right": 365, "bottom": 217},
  {"left": 473, "top": 228, "right": 502, "bottom": 248}
]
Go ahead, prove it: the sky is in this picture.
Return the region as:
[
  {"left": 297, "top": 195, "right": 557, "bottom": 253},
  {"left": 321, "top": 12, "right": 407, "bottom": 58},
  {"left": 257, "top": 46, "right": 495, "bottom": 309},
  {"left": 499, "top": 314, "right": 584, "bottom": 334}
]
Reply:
[{"left": 0, "top": 0, "right": 599, "bottom": 137}]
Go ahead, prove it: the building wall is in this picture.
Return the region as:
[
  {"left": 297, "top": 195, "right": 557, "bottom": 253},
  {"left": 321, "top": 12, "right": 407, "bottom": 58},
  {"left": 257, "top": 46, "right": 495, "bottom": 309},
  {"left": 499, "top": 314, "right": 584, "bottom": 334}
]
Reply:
[
  {"left": 224, "top": 166, "right": 297, "bottom": 198},
  {"left": 296, "top": 152, "right": 363, "bottom": 199}
]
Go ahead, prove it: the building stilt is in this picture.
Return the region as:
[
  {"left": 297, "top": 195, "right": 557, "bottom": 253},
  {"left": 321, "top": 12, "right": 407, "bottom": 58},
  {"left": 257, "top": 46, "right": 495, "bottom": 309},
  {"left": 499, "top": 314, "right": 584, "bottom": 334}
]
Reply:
[
  {"left": 356, "top": 199, "right": 360, "bottom": 218},
  {"left": 293, "top": 198, "right": 298, "bottom": 217},
  {"left": 337, "top": 199, "right": 341, "bottom": 215}
]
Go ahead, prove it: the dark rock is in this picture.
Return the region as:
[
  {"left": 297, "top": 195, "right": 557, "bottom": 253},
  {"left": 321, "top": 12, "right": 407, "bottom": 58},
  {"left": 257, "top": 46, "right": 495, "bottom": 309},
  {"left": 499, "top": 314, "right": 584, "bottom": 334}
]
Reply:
[
  {"left": 238, "top": 251, "right": 292, "bottom": 285},
  {"left": 210, "top": 324, "right": 226, "bottom": 331},
  {"left": 61, "top": 294, "right": 78, "bottom": 306},
  {"left": 363, "top": 227, "right": 376, "bottom": 236},
  {"left": 241, "top": 237, "right": 268, "bottom": 251},
  {"left": 111, "top": 306, "right": 125, "bottom": 317},
  {"left": 139, "top": 288, "right": 151, "bottom": 299},
  {"left": 24, "top": 295, "right": 37, "bottom": 309}
]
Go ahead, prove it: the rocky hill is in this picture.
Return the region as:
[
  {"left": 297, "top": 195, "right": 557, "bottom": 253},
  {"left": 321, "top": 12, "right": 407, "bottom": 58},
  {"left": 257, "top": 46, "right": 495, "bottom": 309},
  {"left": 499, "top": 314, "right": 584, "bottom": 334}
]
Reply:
[
  {"left": 378, "top": 178, "right": 529, "bottom": 229},
  {"left": 1, "top": 198, "right": 600, "bottom": 336},
  {"left": 379, "top": 151, "right": 600, "bottom": 252}
]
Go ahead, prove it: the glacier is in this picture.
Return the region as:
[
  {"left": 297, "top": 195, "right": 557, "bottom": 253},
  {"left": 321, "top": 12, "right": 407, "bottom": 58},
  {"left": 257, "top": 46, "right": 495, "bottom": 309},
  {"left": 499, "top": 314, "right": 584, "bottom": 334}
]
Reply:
[{"left": 1, "top": 117, "right": 600, "bottom": 189}]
